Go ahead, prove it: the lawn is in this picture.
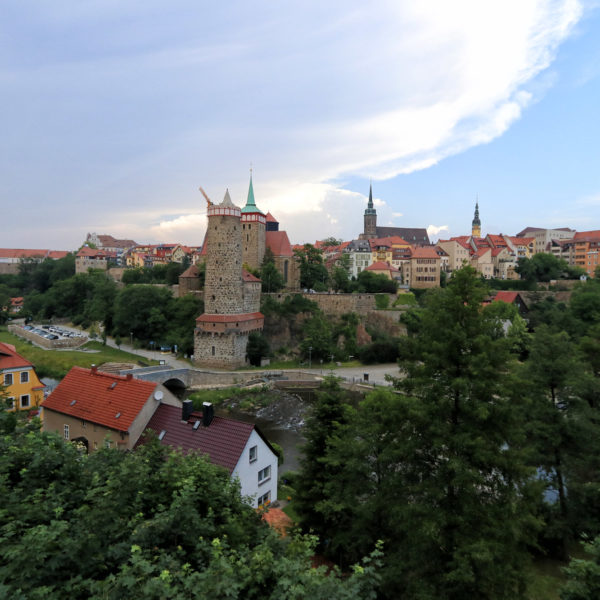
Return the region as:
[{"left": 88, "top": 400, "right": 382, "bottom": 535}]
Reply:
[{"left": 0, "top": 328, "right": 155, "bottom": 379}]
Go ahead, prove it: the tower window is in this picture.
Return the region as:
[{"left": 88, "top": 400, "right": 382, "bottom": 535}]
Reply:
[{"left": 212, "top": 346, "right": 215, "bottom": 356}]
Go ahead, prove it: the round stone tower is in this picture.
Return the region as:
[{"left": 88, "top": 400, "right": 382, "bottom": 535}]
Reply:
[
  {"left": 194, "top": 188, "right": 264, "bottom": 369},
  {"left": 241, "top": 174, "right": 266, "bottom": 271},
  {"left": 204, "top": 190, "right": 243, "bottom": 314}
]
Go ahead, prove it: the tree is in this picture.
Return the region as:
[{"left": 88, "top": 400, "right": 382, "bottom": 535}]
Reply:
[
  {"left": 294, "top": 244, "right": 329, "bottom": 290},
  {"left": 299, "top": 313, "right": 334, "bottom": 362},
  {"left": 260, "top": 248, "right": 285, "bottom": 293},
  {"left": 246, "top": 332, "right": 270, "bottom": 366},
  {"left": 561, "top": 536, "right": 600, "bottom": 600},
  {"left": 0, "top": 428, "right": 381, "bottom": 599},
  {"left": 355, "top": 270, "right": 397, "bottom": 293},
  {"left": 515, "top": 253, "right": 581, "bottom": 283}
]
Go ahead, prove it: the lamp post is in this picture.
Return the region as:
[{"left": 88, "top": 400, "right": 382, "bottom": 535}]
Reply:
[
  {"left": 308, "top": 346, "right": 312, "bottom": 369},
  {"left": 130, "top": 331, "right": 133, "bottom": 348}
]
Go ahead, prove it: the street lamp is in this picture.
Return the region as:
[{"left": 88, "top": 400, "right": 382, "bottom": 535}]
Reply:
[
  {"left": 308, "top": 346, "right": 312, "bottom": 369},
  {"left": 130, "top": 331, "right": 133, "bottom": 347}
]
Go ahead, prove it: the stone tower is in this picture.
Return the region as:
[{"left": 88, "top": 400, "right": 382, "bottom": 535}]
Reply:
[
  {"left": 362, "top": 183, "right": 377, "bottom": 239},
  {"left": 194, "top": 190, "right": 264, "bottom": 369},
  {"left": 472, "top": 201, "right": 481, "bottom": 238},
  {"left": 241, "top": 174, "right": 266, "bottom": 270}
]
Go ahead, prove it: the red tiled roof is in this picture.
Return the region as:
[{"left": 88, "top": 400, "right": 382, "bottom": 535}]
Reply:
[
  {"left": 0, "top": 342, "right": 33, "bottom": 370},
  {"left": 47, "top": 251, "right": 70, "bottom": 259},
  {"left": 509, "top": 236, "right": 534, "bottom": 245},
  {"left": 196, "top": 312, "right": 263, "bottom": 324},
  {"left": 472, "top": 247, "right": 491, "bottom": 258},
  {"left": 42, "top": 366, "right": 157, "bottom": 432},
  {"left": 366, "top": 261, "right": 400, "bottom": 273},
  {"left": 494, "top": 291, "right": 519, "bottom": 304},
  {"left": 411, "top": 246, "right": 439, "bottom": 259},
  {"left": 266, "top": 231, "right": 293, "bottom": 257},
  {"left": 136, "top": 404, "right": 255, "bottom": 473},
  {"left": 265, "top": 212, "right": 278, "bottom": 223},
  {"left": 574, "top": 230, "right": 600, "bottom": 242},
  {"left": 242, "top": 269, "right": 261, "bottom": 282}
]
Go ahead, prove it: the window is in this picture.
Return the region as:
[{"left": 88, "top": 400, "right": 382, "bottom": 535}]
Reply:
[
  {"left": 8, "top": 397, "right": 15, "bottom": 409},
  {"left": 20, "top": 371, "right": 29, "bottom": 383},
  {"left": 20, "top": 395, "right": 30, "bottom": 408},
  {"left": 249, "top": 445, "right": 257, "bottom": 463},
  {"left": 64, "top": 424, "right": 70, "bottom": 440},
  {"left": 105, "top": 440, "right": 112, "bottom": 449},
  {"left": 258, "top": 465, "right": 271, "bottom": 485},
  {"left": 257, "top": 491, "right": 271, "bottom": 506},
  {"left": 4, "top": 373, "right": 13, "bottom": 385}
]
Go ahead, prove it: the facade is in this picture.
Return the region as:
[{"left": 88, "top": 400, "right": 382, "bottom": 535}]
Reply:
[
  {"left": 0, "top": 342, "right": 45, "bottom": 413},
  {"left": 41, "top": 366, "right": 180, "bottom": 452},
  {"left": 570, "top": 230, "right": 600, "bottom": 277},
  {"left": 75, "top": 246, "right": 114, "bottom": 274},
  {"left": 139, "top": 402, "right": 278, "bottom": 508},
  {"left": 408, "top": 246, "right": 441, "bottom": 288},
  {"left": 516, "top": 227, "right": 575, "bottom": 255},
  {"left": 194, "top": 190, "right": 264, "bottom": 368},
  {"left": 344, "top": 239, "right": 373, "bottom": 277}
]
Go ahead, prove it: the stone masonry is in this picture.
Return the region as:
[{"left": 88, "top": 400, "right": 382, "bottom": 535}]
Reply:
[{"left": 194, "top": 190, "right": 264, "bottom": 369}]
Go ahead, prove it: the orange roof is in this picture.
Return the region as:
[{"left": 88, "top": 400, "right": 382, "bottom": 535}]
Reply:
[
  {"left": 448, "top": 236, "right": 471, "bottom": 249},
  {"left": 265, "top": 212, "right": 278, "bottom": 223},
  {"left": 0, "top": 342, "right": 33, "bottom": 370},
  {"left": 42, "top": 366, "right": 157, "bottom": 432},
  {"left": 509, "top": 236, "right": 534, "bottom": 245},
  {"left": 574, "top": 230, "right": 600, "bottom": 242},
  {"left": 472, "top": 247, "right": 491, "bottom": 258},
  {"left": 411, "top": 246, "right": 439, "bottom": 259},
  {"left": 266, "top": 231, "right": 293, "bottom": 257},
  {"left": 494, "top": 291, "right": 519, "bottom": 304},
  {"left": 366, "top": 261, "right": 400, "bottom": 273}
]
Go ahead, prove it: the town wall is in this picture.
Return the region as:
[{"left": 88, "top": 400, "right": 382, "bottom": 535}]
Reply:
[{"left": 264, "top": 292, "right": 383, "bottom": 317}]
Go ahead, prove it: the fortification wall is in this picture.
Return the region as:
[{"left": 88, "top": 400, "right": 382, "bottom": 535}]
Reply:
[{"left": 264, "top": 292, "right": 382, "bottom": 317}]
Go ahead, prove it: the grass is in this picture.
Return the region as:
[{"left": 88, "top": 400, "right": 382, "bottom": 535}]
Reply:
[
  {"left": 188, "top": 385, "right": 279, "bottom": 411},
  {"left": 527, "top": 556, "right": 567, "bottom": 600},
  {"left": 0, "top": 327, "right": 156, "bottom": 379}
]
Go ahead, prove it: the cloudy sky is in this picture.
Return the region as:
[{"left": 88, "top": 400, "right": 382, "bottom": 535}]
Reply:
[{"left": 2, "top": 0, "right": 599, "bottom": 249}]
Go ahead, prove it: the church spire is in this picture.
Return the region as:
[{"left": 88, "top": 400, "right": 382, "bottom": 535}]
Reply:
[
  {"left": 365, "top": 181, "right": 376, "bottom": 215},
  {"left": 471, "top": 198, "right": 481, "bottom": 238},
  {"left": 362, "top": 180, "right": 377, "bottom": 239},
  {"left": 241, "top": 170, "right": 263, "bottom": 215}
]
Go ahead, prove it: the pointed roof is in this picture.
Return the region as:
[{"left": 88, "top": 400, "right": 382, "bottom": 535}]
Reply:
[
  {"left": 241, "top": 175, "right": 264, "bottom": 215},
  {"left": 365, "top": 182, "right": 376, "bottom": 215},
  {"left": 0, "top": 342, "right": 33, "bottom": 370},
  {"left": 265, "top": 212, "right": 278, "bottom": 223},
  {"left": 266, "top": 230, "right": 293, "bottom": 257},
  {"left": 472, "top": 201, "right": 481, "bottom": 226},
  {"left": 180, "top": 264, "right": 200, "bottom": 278}
]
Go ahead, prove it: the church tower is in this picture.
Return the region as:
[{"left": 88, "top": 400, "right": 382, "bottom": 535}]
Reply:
[
  {"left": 361, "top": 183, "right": 377, "bottom": 239},
  {"left": 241, "top": 173, "right": 266, "bottom": 270},
  {"left": 194, "top": 189, "right": 264, "bottom": 368},
  {"left": 471, "top": 201, "right": 481, "bottom": 238}
]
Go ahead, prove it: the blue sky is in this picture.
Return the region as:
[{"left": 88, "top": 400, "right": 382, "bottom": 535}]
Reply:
[{"left": 1, "top": 0, "right": 599, "bottom": 249}]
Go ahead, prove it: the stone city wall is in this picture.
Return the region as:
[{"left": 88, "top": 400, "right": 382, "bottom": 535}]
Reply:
[{"left": 264, "top": 292, "right": 383, "bottom": 317}]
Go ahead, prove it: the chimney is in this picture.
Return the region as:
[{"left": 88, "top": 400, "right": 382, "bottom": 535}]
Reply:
[
  {"left": 126, "top": 373, "right": 133, "bottom": 381},
  {"left": 91, "top": 364, "right": 97, "bottom": 374},
  {"left": 202, "top": 402, "right": 214, "bottom": 427},
  {"left": 182, "top": 399, "right": 193, "bottom": 422}
]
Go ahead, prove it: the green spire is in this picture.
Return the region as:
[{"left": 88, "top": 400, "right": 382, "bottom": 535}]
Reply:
[
  {"left": 241, "top": 172, "right": 264, "bottom": 214},
  {"left": 472, "top": 201, "right": 481, "bottom": 226}
]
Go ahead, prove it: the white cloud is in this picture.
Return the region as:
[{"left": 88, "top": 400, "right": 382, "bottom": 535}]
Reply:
[
  {"left": 392, "top": 212, "right": 404, "bottom": 218},
  {"left": 427, "top": 224, "right": 450, "bottom": 239},
  {"left": 0, "top": 1, "right": 585, "bottom": 248}
]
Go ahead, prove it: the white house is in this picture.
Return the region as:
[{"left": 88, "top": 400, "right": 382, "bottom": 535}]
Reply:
[{"left": 138, "top": 401, "right": 278, "bottom": 508}]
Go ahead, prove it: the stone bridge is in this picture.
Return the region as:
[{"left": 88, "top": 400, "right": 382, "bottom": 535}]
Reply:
[{"left": 120, "top": 366, "right": 379, "bottom": 393}]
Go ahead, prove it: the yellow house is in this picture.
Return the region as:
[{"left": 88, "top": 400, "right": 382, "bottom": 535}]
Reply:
[{"left": 0, "top": 342, "right": 45, "bottom": 414}]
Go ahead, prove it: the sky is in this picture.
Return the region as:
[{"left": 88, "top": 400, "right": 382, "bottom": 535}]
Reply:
[{"left": 2, "top": 0, "right": 599, "bottom": 250}]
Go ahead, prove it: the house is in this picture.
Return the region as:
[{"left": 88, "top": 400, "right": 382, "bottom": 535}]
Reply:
[
  {"left": 515, "top": 227, "right": 575, "bottom": 255},
  {"left": 41, "top": 366, "right": 181, "bottom": 452},
  {"left": 408, "top": 246, "right": 441, "bottom": 288},
  {"left": 493, "top": 291, "right": 529, "bottom": 318},
  {"left": 0, "top": 342, "right": 45, "bottom": 413},
  {"left": 75, "top": 246, "right": 116, "bottom": 274},
  {"left": 365, "top": 260, "right": 402, "bottom": 281},
  {"left": 137, "top": 401, "right": 279, "bottom": 508}
]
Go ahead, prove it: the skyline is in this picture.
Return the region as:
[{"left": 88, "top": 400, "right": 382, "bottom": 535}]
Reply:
[{"left": 2, "top": 1, "right": 599, "bottom": 250}]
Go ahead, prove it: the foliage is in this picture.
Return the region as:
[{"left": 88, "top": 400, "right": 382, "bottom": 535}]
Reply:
[
  {"left": 0, "top": 428, "right": 380, "bottom": 599},
  {"left": 320, "top": 237, "right": 343, "bottom": 247},
  {"left": 355, "top": 270, "right": 397, "bottom": 293},
  {"left": 246, "top": 332, "right": 271, "bottom": 366},
  {"left": 374, "top": 294, "right": 390, "bottom": 309},
  {"left": 299, "top": 313, "right": 334, "bottom": 362},
  {"left": 121, "top": 262, "right": 186, "bottom": 286},
  {"left": 260, "top": 294, "right": 318, "bottom": 318},
  {"left": 297, "top": 267, "right": 542, "bottom": 599},
  {"left": 294, "top": 244, "right": 329, "bottom": 290},
  {"left": 260, "top": 248, "right": 285, "bottom": 293},
  {"left": 516, "top": 254, "right": 584, "bottom": 283},
  {"left": 561, "top": 537, "right": 600, "bottom": 600},
  {"left": 356, "top": 337, "right": 400, "bottom": 364}
]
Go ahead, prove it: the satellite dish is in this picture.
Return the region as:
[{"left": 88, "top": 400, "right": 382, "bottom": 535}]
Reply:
[{"left": 154, "top": 390, "right": 164, "bottom": 401}]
